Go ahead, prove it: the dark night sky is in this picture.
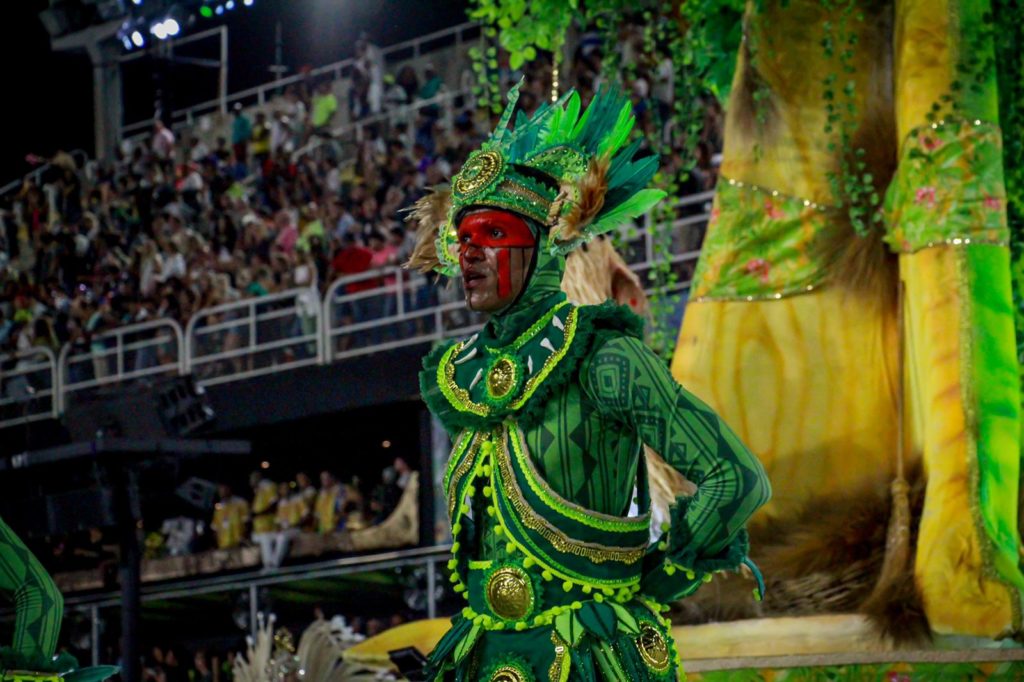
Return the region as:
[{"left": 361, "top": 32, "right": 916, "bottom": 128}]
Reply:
[{"left": 1, "top": 0, "right": 468, "bottom": 184}]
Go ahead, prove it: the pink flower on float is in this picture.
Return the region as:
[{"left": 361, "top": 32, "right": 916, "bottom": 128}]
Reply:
[
  {"left": 763, "top": 199, "right": 785, "bottom": 220},
  {"left": 887, "top": 673, "right": 911, "bottom": 682},
  {"left": 918, "top": 133, "right": 942, "bottom": 151},
  {"left": 744, "top": 258, "right": 771, "bottom": 283},
  {"left": 984, "top": 195, "right": 1003, "bottom": 211},
  {"left": 914, "top": 186, "right": 937, "bottom": 207},
  {"left": 709, "top": 207, "right": 721, "bottom": 223}
]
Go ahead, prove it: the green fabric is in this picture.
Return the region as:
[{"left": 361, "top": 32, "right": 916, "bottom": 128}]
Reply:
[
  {"left": 963, "top": 246, "right": 1024, "bottom": 600},
  {"left": 690, "top": 178, "right": 839, "bottom": 301},
  {"left": 883, "top": 119, "right": 1008, "bottom": 253},
  {"left": 0, "top": 517, "right": 63, "bottom": 661}
]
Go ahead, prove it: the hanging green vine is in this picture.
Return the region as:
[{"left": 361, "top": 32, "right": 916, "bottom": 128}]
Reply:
[{"left": 820, "top": 0, "right": 881, "bottom": 235}]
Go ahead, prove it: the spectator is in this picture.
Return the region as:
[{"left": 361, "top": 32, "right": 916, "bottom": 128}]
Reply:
[
  {"left": 211, "top": 484, "right": 249, "bottom": 550},
  {"left": 250, "top": 471, "right": 279, "bottom": 567},
  {"left": 152, "top": 121, "right": 176, "bottom": 164},
  {"left": 250, "top": 112, "right": 271, "bottom": 173},
  {"left": 231, "top": 103, "right": 252, "bottom": 169},
  {"left": 311, "top": 82, "right": 339, "bottom": 133},
  {"left": 314, "top": 471, "right": 345, "bottom": 534}
]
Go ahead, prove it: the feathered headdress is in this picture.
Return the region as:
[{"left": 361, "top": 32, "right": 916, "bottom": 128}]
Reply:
[{"left": 407, "top": 81, "right": 666, "bottom": 275}]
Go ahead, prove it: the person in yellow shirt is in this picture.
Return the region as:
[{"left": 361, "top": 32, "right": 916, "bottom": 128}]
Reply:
[
  {"left": 314, "top": 470, "right": 345, "bottom": 534},
  {"left": 211, "top": 484, "right": 249, "bottom": 550},
  {"left": 250, "top": 472, "right": 279, "bottom": 567},
  {"left": 294, "top": 472, "right": 317, "bottom": 531}
]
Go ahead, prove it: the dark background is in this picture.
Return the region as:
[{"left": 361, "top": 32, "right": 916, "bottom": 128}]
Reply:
[{"left": 1, "top": 0, "right": 468, "bottom": 184}]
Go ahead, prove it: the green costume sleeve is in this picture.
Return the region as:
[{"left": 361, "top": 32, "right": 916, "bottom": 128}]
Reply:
[
  {"left": 582, "top": 335, "right": 771, "bottom": 601},
  {"left": 0, "top": 517, "right": 63, "bottom": 663}
]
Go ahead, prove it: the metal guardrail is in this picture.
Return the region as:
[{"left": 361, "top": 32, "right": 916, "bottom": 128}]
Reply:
[
  {"left": 3, "top": 191, "right": 713, "bottom": 421},
  {"left": 0, "top": 347, "right": 59, "bottom": 429},
  {"left": 0, "top": 149, "right": 90, "bottom": 199},
  {"left": 185, "top": 286, "right": 324, "bottom": 386},
  {"left": 57, "top": 319, "right": 185, "bottom": 412},
  {"left": 121, "top": 21, "right": 480, "bottom": 139},
  {"left": 292, "top": 88, "right": 470, "bottom": 162}
]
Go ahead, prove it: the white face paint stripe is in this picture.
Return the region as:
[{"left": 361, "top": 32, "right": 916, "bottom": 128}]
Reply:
[
  {"left": 469, "top": 368, "right": 483, "bottom": 390},
  {"left": 540, "top": 338, "right": 556, "bottom": 353},
  {"left": 527, "top": 355, "right": 534, "bottom": 375},
  {"left": 552, "top": 315, "right": 564, "bottom": 331}
]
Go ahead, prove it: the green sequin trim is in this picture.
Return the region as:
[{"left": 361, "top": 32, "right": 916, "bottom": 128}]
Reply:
[{"left": 509, "top": 426, "right": 650, "bottom": 534}]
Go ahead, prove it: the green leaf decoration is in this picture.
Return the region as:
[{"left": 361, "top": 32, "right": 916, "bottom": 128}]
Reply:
[{"left": 577, "top": 601, "right": 618, "bottom": 641}]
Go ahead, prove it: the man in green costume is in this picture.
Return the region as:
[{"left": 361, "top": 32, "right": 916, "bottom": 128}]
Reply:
[
  {"left": 0, "top": 517, "right": 116, "bottom": 682},
  {"left": 406, "top": 83, "right": 771, "bottom": 681}
]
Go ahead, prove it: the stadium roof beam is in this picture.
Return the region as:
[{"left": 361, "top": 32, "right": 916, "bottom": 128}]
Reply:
[{"left": 50, "top": 19, "right": 125, "bottom": 163}]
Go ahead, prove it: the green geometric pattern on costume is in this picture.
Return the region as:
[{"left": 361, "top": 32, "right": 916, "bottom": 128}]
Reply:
[
  {"left": 691, "top": 178, "right": 840, "bottom": 301},
  {"left": 580, "top": 335, "right": 771, "bottom": 570},
  {"left": 0, "top": 517, "right": 63, "bottom": 662},
  {"left": 884, "top": 118, "right": 1009, "bottom": 253}
]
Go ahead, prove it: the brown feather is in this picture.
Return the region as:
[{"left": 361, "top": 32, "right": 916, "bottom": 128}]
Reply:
[
  {"left": 552, "top": 156, "right": 610, "bottom": 244},
  {"left": 403, "top": 188, "right": 452, "bottom": 273}
]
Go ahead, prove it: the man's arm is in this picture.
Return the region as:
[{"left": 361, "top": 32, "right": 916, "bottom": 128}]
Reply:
[{"left": 582, "top": 335, "right": 770, "bottom": 595}]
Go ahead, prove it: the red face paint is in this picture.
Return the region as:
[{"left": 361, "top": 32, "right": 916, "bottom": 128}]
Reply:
[{"left": 458, "top": 210, "right": 535, "bottom": 298}]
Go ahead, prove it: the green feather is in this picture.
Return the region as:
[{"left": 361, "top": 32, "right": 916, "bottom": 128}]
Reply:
[{"left": 597, "top": 99, "right": 635, "bottom": 158}]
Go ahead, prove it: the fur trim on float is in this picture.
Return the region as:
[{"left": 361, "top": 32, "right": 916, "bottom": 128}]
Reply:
[
  {"left": 404, "top": 188, "right": 452, "bottom": 274},
  {"left": 672, "top": 460, "right": 929, "bottom": 645}
]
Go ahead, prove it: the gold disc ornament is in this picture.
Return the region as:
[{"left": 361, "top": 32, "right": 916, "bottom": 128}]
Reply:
[
  {"left": 635, "top": 624, "right": 671, "bottom": 672},
  {"left": 487, "top": 357, "right": 518, "bottom": 400},
  {"left": 485, "top": 566, "right": 534, "bottom": 621},
  {"left": 488, "top": 665, "right": 527, "bottom": 682},
  {"left": 454, "top": 150, "right": 504, "bottom": 197}
]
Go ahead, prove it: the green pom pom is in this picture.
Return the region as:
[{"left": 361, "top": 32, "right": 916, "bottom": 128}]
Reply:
[
  {"left": 542, "top": 570, "right": 553, "bottom": 581},
  {"left": 523, "top": 557, "right": 535, "bottom": 568},
  {"left": 562, "top": 581, "right": 573, "bottom": 592}
]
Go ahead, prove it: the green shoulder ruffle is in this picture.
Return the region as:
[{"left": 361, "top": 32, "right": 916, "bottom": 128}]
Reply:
[{"left": 420, "top": 302, "right": 643, "bottom": 434}]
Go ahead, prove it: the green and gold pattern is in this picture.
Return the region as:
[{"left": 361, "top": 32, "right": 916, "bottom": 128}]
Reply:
[
  {"left": 691, "top": 177, "right": 840, "bottom": 301},
  {"left": 421, "top": 86, "right": 768, "bottom": 676},
  {"left": 428, "top": 81, "right": 666, "bottom": 276},
  {"left": 884, "top": 118, "right": 1009, "bottom": 252}
]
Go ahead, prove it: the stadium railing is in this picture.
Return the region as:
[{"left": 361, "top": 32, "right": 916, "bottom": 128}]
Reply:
[
  {"left": 0, "top": 347, "right": 59, "bottom": 429},
  {"left": 0, "top": 149, "right": 90, "bottom": 199},
  {"left": 56, "top": 318, "right": 185, "bottom": 412},
  {"left": 1, "top": 192, "right": 713, "bottom": 421},
  {"left": 121, "top": 21, "right": 480, "bottom": 140},
  {"left": 184, "top": 286, "right": 324, "bottom": 386}
]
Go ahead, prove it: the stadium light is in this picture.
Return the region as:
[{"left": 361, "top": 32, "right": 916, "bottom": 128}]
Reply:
[
  {"left": 131, "top": 30, "right": 144, "bottom": 47},
  {"left": 243, "top": 0, "right": 254, "bottom": 5},
  {"left": 131, "top": 0, "right": 142, "bottom": 5},
  {"left": 200, "top": 6, "right": 212, "bottom": 17},
  {"left": 214, "top": 4, "right": 224, "bottom": 15},
  {"left": 165, "top": 18, "right": 180, "bottom": 36},
  {"left": 225, "top": 0, "right": 235, "bottom": 9},
  {"left": 122, "top": 35, "right": 132, "bottom": 49}
]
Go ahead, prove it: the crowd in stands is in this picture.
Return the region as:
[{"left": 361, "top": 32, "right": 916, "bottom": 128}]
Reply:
[
  {"left": 209, "top": 457, "right": 414, "bottom": 569},
  {"left": 0, "top": 27, "right": 724, "bottom": 389}
]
